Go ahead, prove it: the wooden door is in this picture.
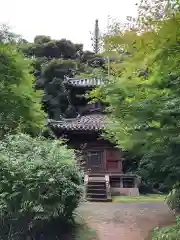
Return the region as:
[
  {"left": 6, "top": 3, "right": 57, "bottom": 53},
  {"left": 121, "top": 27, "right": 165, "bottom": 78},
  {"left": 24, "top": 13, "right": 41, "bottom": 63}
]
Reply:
[{"left": 106, "top": 149, "right": 122, "bottom": 172}]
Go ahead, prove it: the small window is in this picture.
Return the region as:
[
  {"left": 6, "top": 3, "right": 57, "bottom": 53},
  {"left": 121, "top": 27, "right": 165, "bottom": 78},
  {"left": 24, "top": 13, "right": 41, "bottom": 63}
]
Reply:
[{"left": 87, "top": 151, "right": 103, "bottom": 168}]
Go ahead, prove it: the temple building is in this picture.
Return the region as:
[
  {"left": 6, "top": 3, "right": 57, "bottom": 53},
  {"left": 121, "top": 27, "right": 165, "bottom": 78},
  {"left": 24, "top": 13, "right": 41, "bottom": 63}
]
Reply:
[{"left": 47, "top": 77, "right": 140, "bottom": 201}]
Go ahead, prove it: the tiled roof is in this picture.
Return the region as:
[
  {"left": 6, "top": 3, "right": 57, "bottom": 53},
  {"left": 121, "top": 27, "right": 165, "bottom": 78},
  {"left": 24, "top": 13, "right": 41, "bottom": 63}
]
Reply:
[
  {"left": 64, "top": 77, "right": 104, "bottom": 87},
  {"left": 48, "top": 114, "right": 107, "bottom": 131}
]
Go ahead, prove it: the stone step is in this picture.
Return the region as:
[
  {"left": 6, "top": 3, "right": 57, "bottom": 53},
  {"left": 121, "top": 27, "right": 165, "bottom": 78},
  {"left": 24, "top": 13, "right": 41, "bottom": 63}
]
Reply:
[
  {"left": 88, "top": 177, "right": 105, "bottom": 180},
  {"left": 87, "top": 192, "right": 107, "bottom": 196},
  {"left": 87, "top": 188, "right": 106, "bottom": 192},
  {"left": 86, "top": 198, "right": 112, "bottom": 202},
  {"left": 88, "top": 178, "right": 105, "bottom": 182},
  {"left": 88, "top": 184, "right": 106, "bottom": 188},
  {"left": 87, "top": 196, "right": 107, "bottom": 200},
  {"left": 85, "top": 174, "right": 112, "bottom": 202},
  {"left": 87, "top": 174, "right": 106, "bottom": 177},
  {"left": 87, "top": 186, "right": 106, "bottom": 189},
  {"left": 87, "top": 189, "right": 106, "bottom": 194},
  {"left": 87, "top": 182, "right": 106, "bottom": 185}
]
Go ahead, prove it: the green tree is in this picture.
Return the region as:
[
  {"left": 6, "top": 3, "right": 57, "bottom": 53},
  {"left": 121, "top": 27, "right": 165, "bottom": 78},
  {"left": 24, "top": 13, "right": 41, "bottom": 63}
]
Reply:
[
  {"left": 35, "top": 59, "right": 77, "bottom": 119},
  {"left": 91, "top": 3, "right": 180, "bottom": 193},
  {"left": 0, "top": 44, "right": 45, "bottom": 136},
  {"left": 20, "top": 37, "right": 80, "bottom": 60},
  {"left": 18, "top": 32, "right": 107, "bottom": 120},
  {"left": 34, "top": 35, "right": 51, "bottom": 44},
  {"left": 0, "top": 24, "right": 19, "bottom": 43},
  {"left": 0, "top": 24, "right": 28, "bottom": 45}
]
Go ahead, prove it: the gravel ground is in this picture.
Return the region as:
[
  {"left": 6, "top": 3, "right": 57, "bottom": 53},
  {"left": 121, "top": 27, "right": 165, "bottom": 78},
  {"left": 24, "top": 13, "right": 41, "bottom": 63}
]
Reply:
[{"left": 78, "top": 202, "right": 175, "bottom": 240}]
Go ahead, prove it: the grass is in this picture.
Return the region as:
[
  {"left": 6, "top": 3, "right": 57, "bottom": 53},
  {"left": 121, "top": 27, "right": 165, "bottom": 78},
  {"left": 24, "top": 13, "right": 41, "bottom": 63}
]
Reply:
[{"left": 113, "top": 194, "right": 166, "bottom": 203}]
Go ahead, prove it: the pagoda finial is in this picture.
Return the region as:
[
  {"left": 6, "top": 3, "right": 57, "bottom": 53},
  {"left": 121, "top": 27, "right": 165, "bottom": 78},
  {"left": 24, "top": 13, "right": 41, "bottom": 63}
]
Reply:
[{"left": 92, "top": 19, "right": 101, "bottom": 54}]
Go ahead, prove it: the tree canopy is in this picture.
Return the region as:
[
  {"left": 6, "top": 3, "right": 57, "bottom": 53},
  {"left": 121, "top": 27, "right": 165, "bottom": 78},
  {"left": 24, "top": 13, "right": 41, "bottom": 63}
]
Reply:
[
  {"left": 91, "top": 0, "right": 180, "bottom": 190},
  {"left": 17, "top": 34, "right": 107, "bottom": 119},
  {"left": 0, "top": 44, "right": 45, "bottom": 136}
]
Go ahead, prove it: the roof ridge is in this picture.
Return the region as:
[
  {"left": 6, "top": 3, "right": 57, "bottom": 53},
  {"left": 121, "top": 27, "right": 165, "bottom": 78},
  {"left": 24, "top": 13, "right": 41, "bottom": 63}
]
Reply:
[
  {"left": 47, "top": 115, "right": 81, "bottom": 124},
  {"left": 47, "top": 113, "right": 105, "bottom": 123}
]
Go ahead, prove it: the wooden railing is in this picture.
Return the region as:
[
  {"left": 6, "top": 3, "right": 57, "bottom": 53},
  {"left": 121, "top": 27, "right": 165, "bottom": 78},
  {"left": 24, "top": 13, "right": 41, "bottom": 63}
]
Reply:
[
  {"left": 84, "top": 174, "right": 89, "bottom": 199},
  {"left": 105, "top": 174, "right": 111, "bottom": 200}
]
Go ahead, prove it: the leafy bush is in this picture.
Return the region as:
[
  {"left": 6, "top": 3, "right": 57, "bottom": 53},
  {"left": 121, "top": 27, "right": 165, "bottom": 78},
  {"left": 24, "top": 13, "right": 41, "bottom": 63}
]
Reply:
[
  {"left": 166, "top": 184, "right": 180, "bottom": 213},
  {"left": 152, "top": 216, "right": 180, "bottom": 240},
  {"left": 0, "top": 134, "right": 83, "bottom": 239}
]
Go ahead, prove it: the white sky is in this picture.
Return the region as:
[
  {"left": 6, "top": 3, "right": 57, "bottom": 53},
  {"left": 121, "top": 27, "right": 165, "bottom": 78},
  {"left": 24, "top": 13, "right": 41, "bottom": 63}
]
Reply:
[{"left": 1, "top": 0, "right": 137, "bottom": 50}]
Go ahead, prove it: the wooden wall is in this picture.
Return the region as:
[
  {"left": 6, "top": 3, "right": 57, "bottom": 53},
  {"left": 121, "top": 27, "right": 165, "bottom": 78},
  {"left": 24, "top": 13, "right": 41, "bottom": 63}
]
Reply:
[
  {"left": 83, "top": 142, "right": 123, "bottom": 173},
  {"left": 56, "top": 131, "right": 123, "bottom": 173}
]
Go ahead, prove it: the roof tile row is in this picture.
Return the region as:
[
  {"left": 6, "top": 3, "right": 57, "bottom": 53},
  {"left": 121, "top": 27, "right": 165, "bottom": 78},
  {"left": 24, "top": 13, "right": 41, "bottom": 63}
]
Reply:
[
  {"left": 48, "top": 114, "right": 106, "bottom": 131},
  {"left": 64, "top": 78, "right": 104, "bottom": 87}
]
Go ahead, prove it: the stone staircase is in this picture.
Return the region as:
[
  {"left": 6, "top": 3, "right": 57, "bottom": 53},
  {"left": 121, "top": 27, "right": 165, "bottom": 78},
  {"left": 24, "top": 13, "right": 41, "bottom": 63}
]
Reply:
[{"left": 84, "top": 174, "right": 112, "bottom": 202}]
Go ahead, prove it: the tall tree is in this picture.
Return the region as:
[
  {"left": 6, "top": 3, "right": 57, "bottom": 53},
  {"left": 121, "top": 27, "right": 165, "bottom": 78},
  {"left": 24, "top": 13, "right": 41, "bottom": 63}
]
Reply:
[
  {"left": 0, "top": 44, "right": 45, "bottom": 136},
  {"left": 17, "top": 30, "right": 107, "bottom": 120},
  {"left": 34, "top": 35, "right": 51, "bottom": 44},
  {"left": 35, "top": 59, "right": 77, "bottom": 119},
  {"left": 91, "top": 3, "right": 180, "bottom": 190}
]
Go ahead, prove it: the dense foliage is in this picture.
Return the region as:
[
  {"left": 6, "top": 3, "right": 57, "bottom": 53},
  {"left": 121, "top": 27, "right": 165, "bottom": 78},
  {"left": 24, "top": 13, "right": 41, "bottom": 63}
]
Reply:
[
  {"left": 0, "top": 44, "right": 45, "bottom": 137},
  {"left": 152, "top": 216, "right": 180, "bottom": 240},
  {"left": 91, "top": 1, "right": 180, "bottom": 198},
  {"left": 17, "top": 34, "right": 107, "bottom": 119},
  {"left": 35, "top": 59, "right": 77, "bottom": 119},
  {"left": 166, "top": 185, "right": 180, "bottom": 213},
  {"left": 0, "top": 134, "right": 83, "bottom": 239},
  {"left": 0, "top": 26, "right": 83, "bottom": 239}
]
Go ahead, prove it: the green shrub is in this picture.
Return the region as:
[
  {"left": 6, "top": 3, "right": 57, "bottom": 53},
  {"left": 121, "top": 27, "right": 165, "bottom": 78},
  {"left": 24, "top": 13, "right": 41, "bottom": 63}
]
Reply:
[
  {"left": 152, "top": 216, "right": 180, "bottom": 240},
  {"left": 0, "top": 134, "right": 83, "bottom": 239},
  {"left": 166, "top": 184, "right": 180, "bottom": 213}
]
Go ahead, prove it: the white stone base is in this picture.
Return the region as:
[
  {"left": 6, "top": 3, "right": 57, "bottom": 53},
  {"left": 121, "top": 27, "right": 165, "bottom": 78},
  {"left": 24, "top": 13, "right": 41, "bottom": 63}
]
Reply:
[{"left": 111, "top": 187, "right": 139, "bottom": 196}]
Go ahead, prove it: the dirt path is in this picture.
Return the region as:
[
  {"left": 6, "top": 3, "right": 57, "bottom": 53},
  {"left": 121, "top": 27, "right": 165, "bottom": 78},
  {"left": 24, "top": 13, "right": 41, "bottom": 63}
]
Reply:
[{"left": 79, "top": 202, "right": 175, "bottom": 240}]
